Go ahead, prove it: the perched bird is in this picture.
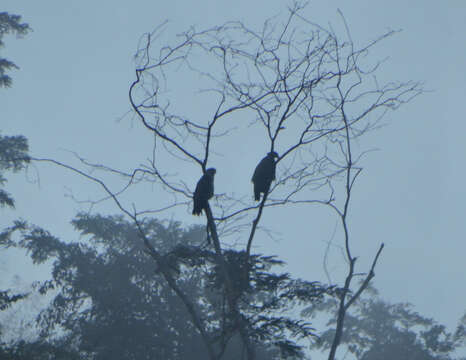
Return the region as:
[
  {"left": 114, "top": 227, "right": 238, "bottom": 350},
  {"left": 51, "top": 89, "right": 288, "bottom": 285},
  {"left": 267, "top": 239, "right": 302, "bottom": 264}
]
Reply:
[
  {"left": 252, "top": 151, "right": 278, "bottom": 201},
  {"left": 192, "top": 168, "right": 216, "bottom": 215}
]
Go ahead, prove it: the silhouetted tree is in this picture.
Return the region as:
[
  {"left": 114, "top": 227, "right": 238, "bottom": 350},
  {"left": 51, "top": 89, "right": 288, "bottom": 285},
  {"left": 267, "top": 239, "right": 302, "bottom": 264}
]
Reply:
[
  {"left": 5, "top": 214, "right": 333, "bottom": 359},
  {"left": 0, "top": 12, "right": 31, "bottom": 339},
  {"left": 0, "top": 12, "right": 31, "bottom": 88},
  {"left": 31, "top": 3, "right": 422, "bottom": 359},
  {"left": 0, "top": 340, "right": 81, "bottom": 360},
  {"left": 0, "top": 134, "right": 30, "bottom": 208},
  {"left": 305, "top": 287, "right": 466, "bottom": 360}
]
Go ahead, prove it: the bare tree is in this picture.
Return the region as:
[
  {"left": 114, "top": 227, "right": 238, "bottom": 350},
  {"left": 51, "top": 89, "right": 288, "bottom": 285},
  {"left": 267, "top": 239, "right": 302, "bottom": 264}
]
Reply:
[{"left": 35, "top": 3, "right": 421, "bottom": 359}]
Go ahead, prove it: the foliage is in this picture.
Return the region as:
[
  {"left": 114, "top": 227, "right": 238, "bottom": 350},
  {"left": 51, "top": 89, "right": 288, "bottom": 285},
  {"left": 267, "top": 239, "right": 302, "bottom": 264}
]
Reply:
[
  {"left": 0, "top": 290, "right": 27, "bottom": 312},
  {"left": 0, "top": 12, "right": 31, "bottom": 88},
  {"left": 0, "top": 134, "right": 30, "bottom": 208},
  {"left": 4, "top": 214, "right": 335, "bottom": 359},
  {"left": 305, "top": 287, "right": 466, "bottom": 360},
  {"left": 0, "top": 339, "right": 81, "bottom": 360},
  {"left": 0, "top": 12, "right": 31, "bottom": 207},
  {"left": 0, "top": 12, "right": 31, "bottom": 339}
]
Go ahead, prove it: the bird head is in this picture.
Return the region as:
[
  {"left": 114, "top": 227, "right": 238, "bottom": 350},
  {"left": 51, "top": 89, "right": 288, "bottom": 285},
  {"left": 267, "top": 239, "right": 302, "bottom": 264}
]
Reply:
[
  {"left": 268, "top": 151, "right": 279, "bottom": 159},
  {"left": 206, "top": 168, "right": 216, "bottom": 176}
]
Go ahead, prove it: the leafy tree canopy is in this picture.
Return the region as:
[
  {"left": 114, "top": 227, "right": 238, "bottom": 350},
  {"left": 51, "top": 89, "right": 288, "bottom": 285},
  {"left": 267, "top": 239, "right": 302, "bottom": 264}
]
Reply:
[
  {"left": 0, "top": 134, "right": 30, "bottom": 208},
  {"left": 0, "top": 339, "right": 81, "bottom": 360},
  {"left": 305, "top": 287, "right": 466, "bottom": 360},
  {"left": 2, "top": 214, "right": 335, "bottom": 359},
  {"left": 0, "top": 12, "right": 31, "bottom": 341},
  {"left": 0, "top": 12, "right": 31, "bottom": 88}
]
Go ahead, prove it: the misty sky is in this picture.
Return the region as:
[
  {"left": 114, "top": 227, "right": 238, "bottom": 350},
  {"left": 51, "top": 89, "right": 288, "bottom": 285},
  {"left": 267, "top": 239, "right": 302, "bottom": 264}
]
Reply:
[{"left": 1, "top": 0, "right": 466, "bottom": 356}]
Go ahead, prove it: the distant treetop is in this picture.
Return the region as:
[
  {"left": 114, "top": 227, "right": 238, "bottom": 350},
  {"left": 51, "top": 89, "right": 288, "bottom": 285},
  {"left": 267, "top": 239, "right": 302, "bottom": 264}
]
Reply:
[{"left": 0, "top": 12, "right": 31, "bottom": 88}]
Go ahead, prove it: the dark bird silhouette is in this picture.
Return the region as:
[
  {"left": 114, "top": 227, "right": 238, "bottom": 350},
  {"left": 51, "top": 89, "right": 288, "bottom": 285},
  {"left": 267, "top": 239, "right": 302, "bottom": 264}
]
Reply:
[
  {"left": 192, "top": 168, "right": 216, "bottom": 215},
  {"left": 252, "top": 151, "right": 278, "bottom": 201}
]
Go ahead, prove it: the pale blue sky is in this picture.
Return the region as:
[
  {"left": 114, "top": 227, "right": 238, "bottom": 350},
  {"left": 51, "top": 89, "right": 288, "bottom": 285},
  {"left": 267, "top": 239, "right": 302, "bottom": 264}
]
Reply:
[{"left": 2, "top": 0, "right": 466, "bottom": 357}]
